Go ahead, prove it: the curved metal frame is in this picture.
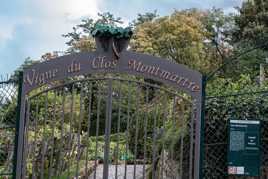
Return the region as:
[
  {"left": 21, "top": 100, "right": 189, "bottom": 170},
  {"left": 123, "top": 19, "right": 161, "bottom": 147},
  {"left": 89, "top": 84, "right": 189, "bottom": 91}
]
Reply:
[
  {"left": 28, "top": 77, "right": 193, "bottom": 105},
  {"left": 15, "top": 50, "right": 204, "bottom": 179}
]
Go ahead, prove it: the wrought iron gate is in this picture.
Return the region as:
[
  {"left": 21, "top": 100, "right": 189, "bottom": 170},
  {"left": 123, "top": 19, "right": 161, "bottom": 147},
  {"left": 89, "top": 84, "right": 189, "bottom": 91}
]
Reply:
[
  {"left": 15, "top": 37, "right": 204, "bottom": 179},
  {"left": 19, "top": 77, "right": 196, "bottom": 178}
]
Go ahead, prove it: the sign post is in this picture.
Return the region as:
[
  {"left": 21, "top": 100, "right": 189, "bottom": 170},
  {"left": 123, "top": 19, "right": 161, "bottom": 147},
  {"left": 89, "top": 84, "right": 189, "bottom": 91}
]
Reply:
[{"left": 228, "top": 119, "right": 261, "bottom": 176}]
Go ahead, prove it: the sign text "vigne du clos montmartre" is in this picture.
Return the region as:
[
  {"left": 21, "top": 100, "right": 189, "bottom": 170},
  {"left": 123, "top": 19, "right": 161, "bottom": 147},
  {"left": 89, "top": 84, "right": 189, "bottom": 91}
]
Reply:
[{"left": 23, "top": 55, "right": 201, "bottom": 94}]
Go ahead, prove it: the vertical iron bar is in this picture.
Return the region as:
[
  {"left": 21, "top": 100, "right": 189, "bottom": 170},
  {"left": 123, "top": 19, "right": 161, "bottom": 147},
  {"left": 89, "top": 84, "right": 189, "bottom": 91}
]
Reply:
[
  {"left": 94, "top": 87, "right": 102, "bottom": 179},
  {"left": 197, "top": 77, "right": 206, "bottom": 179},
  {"left": 124, "top": 81, "right": 131, "bottom": 179},
  {"left": 57, "top": 88, "right": 66, "bottom": 176},
  {"left": 115, "top": 81, "right": 122, "bottom": 179},
  {"left": 189, "top": 106, "right": 195, "bottom": 179},
  {"left": 67, "top": 84, "right": 75, "bottom": 178},
  {"left": 152, "top": 100, "right": 158, "bottom": 179},
  {"left": 179, "top": 105, "right": 185, "bottom": 179},
  {"left": 161, "top": 94, "right": 168, "bottom": 179},
  {"left": 32, "top": 99, "right": 39, "bottom": 179},
  {"left": 76, "top": 86, "right": 84, "bottom": 178},
  {"left": 41, "top": 92, "right": 48, "bottom": 179},
  {"left": 133, "top": 85, "right": 140, "bottom": 179},
  {"left": 142, "top": 87, "right": 149, "bottom": 179},
  {"left": 103, "top": 79, "right": 113, "bottom": 179},
  {"left": 167, "top": 96, "right": 177, "bottom": 179},
  {"left": 85, "top": 83, "right": 92, "bottom": 178},
  {"left": 13, "top": 71, "right": 23, "bottom": 179},
  {"left": 22, "top": 99, "right": 30, "bottom": 177},
  {"left": 171, "top": 97, "right": 176, "bottom": 162},
  {"left": 48, "top": 92, "right": 57, "bottom": 179}
]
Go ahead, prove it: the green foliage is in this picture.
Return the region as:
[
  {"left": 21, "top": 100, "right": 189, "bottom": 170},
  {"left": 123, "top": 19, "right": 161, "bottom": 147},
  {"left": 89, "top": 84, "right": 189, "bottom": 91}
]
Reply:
[
  {"left": 221, "top": 47, "right": 268, "bottom": 79},
  {"left": 132, "top": 10, "right": 158, "bottom": 26},
  {"left": 0, "top": 98, "right": 17, "bottom": 126},
  {"left": 224, "top": 0, "right": 268, "bottom": 78},
  {"left": 83, "top": 133, "right": 133, "bottom": 162},
  {"left": 63, "top": 12, "right": 129, "bottom": 52},
  {"left": 131, "top": 9, "right": 231, "bottom": 74},
  {"left": 91, "top": 23, "right": 133, "bottom": 39},
  {"left": 95, "top": 12, "right": 123, "bottom": 26},
  {"left": 206, "top": 74, "right": 268, "bottom": 122},
  {"left": 232, "top": 0, "right": 268, "bottom": 47},
  {"left": 207, "top": 74, "right": 264, "bottom": 96},
  {"left": 3, "top": 7, "right": 268, "bottom": 178}
]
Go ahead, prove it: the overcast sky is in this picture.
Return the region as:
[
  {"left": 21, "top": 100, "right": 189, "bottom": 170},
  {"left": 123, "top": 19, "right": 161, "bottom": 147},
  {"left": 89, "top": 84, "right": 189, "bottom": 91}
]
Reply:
[{"left": 0, "top": 0, "right": 243, "bottom": 74}]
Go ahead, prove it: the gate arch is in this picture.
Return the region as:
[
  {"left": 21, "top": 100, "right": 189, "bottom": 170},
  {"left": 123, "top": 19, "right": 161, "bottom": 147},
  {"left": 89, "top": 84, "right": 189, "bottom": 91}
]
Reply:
[{"left": 16, "top": 45, "right": 204, "bottom": 179}]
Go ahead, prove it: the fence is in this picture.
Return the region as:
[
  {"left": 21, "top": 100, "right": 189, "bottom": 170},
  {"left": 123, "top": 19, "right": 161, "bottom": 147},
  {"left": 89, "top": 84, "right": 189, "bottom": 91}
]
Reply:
[
  {"left": 1, "top": 72, "right": 268, "bottom": 179},
  {"left": 203, "top": 91, "right": 268, "bottom": 179},
  {"left": 0, "top": 75, "right": 18, "bottom": 178}
]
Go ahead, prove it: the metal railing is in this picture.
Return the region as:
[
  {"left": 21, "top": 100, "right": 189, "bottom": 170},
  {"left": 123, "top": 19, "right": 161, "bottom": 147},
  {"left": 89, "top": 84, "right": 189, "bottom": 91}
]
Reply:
[
  {"left": 0, "top": 75, "right": 18, "bottom": 178},
  {"left": 203, "top": 91, "right": 268, "bottom": 179},
  {"left": 4, "top": 71, "right": 268, "bottom": 178}
]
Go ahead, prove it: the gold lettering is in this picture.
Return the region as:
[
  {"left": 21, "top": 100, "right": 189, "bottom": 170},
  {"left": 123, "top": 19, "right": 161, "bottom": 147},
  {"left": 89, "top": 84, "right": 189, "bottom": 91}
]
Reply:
[
  {"left": 146, "top": 66, "right": 156, "bottom": 74},
  {"left": 24, "top": 68, "right": 58, "bottom": 86},
  {"left": 154, "top": 67, "right": 160, "bottom": 76},
  {"left": 39, "top": 73, "right": 45, "bottom": 84},
  {"left": 129, "top": 60, "right": 158, "bottom": 75},
  {"left": 92, "top": 56, "right": 117, "bottom": 69},
  {"left": 25, "top": 69, "right": 36, "bottom": 86},
  {"left": 100, "top": 56, "right": 105, "bottom": 68},
  {"left": 127, "top": 59, "right": 200, "bottom": 93},
  {"left": 170, "top": 74, "right": 178, "bottom": 82},
  {"left": 136, "top": 62, "right": 142, "bottom": 71},
  {"left": 34, "top": 73, "right": 39, "bottom": 84},
  {"left": 160, "top": 70, "right": 171, "bottom": 79},
  {"left": 92, "top": 57, "right": 99, "bottom": 69},
  {"left": 182, "top": 78, "right": 190, "bottom": 87},
  {"left": 53, "top": 69, "right": 58, "bottom": 77},
  {"left": 128, "top": 60, "right": 139, "bottom": 71},
  {"left": 75, "top": 63, "right": 80, "bottom": 72},
  {"left": 188, "top": 82, "right": 196, "bottom": 89},
  {"left": 140, "top": 65, "right": 149, "bottom": 73},
  {"left": 104, "top": 61, "right": 111, "bottom": 68},
  {"left": 68, "top": 61, "right": 81, "bottom": 73},
  {"left": 177, "top": 77, "right": 185, "bottom": 85}
]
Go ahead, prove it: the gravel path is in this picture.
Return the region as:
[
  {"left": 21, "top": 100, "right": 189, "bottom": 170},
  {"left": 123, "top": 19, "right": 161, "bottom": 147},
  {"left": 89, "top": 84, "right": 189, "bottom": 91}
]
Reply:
[{"left": 89, "top": 164, "right": 146, "bottom": 179}]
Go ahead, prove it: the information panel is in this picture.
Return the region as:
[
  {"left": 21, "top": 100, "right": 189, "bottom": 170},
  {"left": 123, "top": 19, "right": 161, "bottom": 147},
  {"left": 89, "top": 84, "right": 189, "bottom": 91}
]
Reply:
[{"left": 228, "top": 120, "right": 260, "bottom": 176}]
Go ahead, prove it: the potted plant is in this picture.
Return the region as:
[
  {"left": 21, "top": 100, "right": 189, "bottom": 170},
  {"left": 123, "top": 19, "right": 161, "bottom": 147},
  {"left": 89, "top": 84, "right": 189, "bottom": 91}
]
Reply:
[{"left": 91, "top": 23, "right": 133, "bottom": 58}]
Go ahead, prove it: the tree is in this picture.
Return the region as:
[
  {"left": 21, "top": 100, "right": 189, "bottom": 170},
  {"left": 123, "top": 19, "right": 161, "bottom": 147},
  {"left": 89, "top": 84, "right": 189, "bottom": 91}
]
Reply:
[
  {"left": 201, "top": 8, "right": 234, "bottom": 61},
  {"left": 132, "top": 10, "right": 158, "bottom": 26},
  {"left": 63, "top": 12, "right": 124, "bottom": 53},
  {"left": 131, "top": 9, "right": 230, "bottom": 74},
  {"left": 232, "top": 0, "right": 268, "bottom": 47},
  {"left": 222, "top": 0, "right": 268, "bottom": 79}
]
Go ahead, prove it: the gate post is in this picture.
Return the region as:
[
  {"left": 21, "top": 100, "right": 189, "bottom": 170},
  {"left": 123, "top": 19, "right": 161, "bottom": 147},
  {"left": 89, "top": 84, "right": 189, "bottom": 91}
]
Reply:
[
  {"left": 199, "top": 76, "right": 206, "bottom": 179},
  {"left": 12, "top": 71, "right": 23, "bottom": 179}
]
